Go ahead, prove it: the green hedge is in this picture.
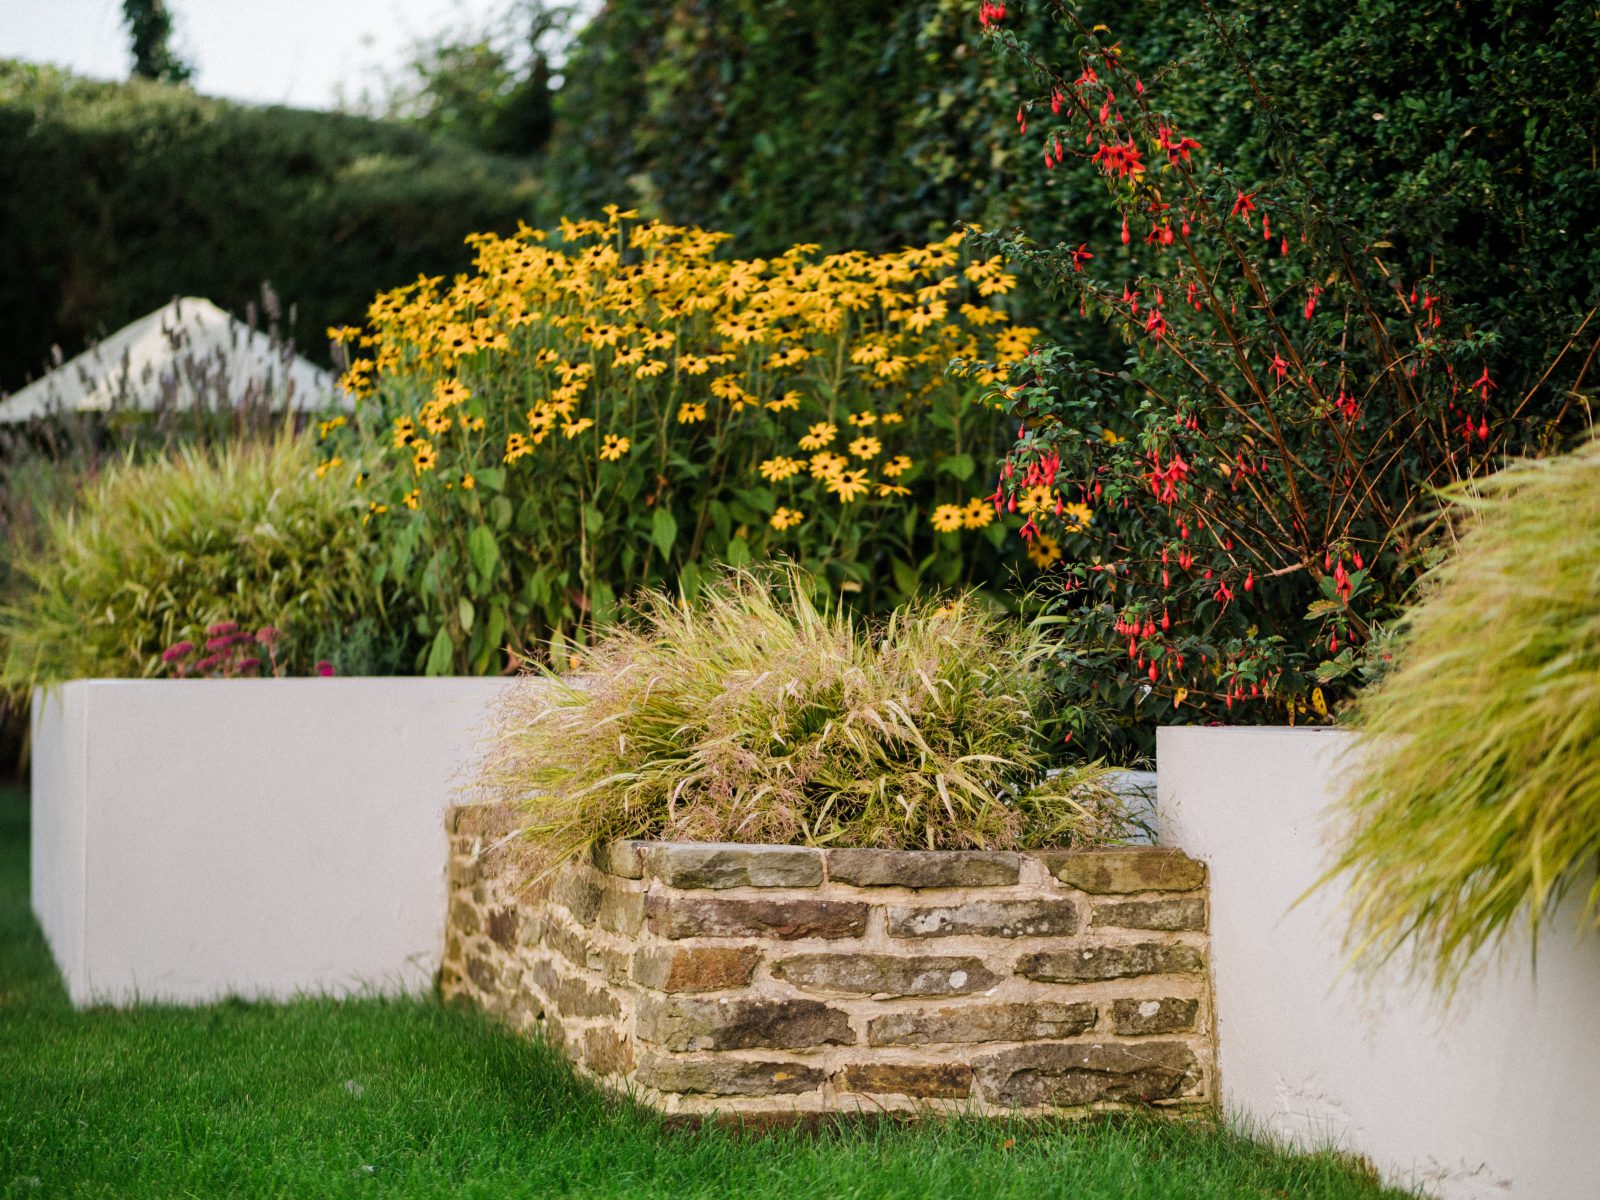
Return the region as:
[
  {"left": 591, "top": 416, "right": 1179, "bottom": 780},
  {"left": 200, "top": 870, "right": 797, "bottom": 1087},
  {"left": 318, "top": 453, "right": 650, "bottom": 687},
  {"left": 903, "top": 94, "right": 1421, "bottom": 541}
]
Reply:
[{"left": 0, "top": 62, "right": 543, "bottom": 391}]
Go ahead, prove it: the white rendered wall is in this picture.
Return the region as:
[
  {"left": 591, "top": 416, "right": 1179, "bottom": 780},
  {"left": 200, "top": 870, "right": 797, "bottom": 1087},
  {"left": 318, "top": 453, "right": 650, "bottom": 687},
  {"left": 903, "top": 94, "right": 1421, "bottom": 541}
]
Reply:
[
  {"left": 31, "top": 677, "right": 512, "bottom": 1007},
  {"left": 1157, "top": 726, "right": 1600, "bottom": 1200}
]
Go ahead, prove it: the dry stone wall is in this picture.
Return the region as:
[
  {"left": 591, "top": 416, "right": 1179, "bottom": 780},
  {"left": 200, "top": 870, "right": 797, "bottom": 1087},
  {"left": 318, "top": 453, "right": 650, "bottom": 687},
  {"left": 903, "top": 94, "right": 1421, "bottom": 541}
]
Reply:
[{"left": 442, "top": 804, "right": 1216, "bottom": 1120}]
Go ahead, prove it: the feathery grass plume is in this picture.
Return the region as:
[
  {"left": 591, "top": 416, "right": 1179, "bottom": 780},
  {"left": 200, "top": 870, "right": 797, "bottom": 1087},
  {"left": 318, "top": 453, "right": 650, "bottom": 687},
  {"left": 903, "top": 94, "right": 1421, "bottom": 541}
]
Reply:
[
  {"left": 479, "top": 566, "right": 1128, "bottom": 864},
  {"left": 0, "top": 432, "right": 396, "bottom": 688},
  {"left": 1331, "top": 433, "right": 1600, "bottom": 991}
]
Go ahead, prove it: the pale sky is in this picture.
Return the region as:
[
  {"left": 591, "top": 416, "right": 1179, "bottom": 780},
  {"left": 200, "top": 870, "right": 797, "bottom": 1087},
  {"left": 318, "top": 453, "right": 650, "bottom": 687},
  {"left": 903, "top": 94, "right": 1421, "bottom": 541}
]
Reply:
[{"left": 0, "top": 0, "right": 512, "bottom": 110}]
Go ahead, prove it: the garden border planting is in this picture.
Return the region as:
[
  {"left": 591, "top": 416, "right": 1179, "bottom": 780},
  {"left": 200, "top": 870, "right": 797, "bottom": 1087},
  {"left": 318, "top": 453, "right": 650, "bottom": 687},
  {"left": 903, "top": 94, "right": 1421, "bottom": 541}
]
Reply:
[{"left": 442, "top": 803, "right": 1215, "bottom": 1120}]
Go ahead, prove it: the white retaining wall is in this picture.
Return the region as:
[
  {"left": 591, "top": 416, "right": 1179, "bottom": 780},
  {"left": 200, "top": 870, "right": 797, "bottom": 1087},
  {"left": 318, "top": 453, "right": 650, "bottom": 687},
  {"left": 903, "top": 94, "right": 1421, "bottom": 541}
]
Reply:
[
  {"left": 1157, "top": 726, "right": 1600, "bottom": 1200},
  {"left": 31, "top": 677, "right": 512, "bottom": 1006}
]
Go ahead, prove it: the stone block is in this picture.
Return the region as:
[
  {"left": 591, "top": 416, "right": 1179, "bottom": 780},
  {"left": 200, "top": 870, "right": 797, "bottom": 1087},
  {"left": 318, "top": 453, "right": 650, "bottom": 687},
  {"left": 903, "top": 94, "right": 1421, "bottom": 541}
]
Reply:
[
  {"left": 636, "top": 995, "right": 854, "bottom": 1052},
  {"left": 1093, "top": 897, "right": 1207, "bottom": 932},
  {"left": 528, "top": 959, "right": 622, "bottom": 1019},
  {"left": 450, "top": 897, "right": 481, "bottom": 937},
  {"left": 771, "top": 953, "right": 998, "bottom": 998},
  {"left": 553, "top": 867, "right": 605, "bottom": 925},
  {"left": 645, "top": 894, "right": 868, "bottom": 940},
  {"left": 643, "top": 843, "right": 824, "bottom": 889},
  {"left": 592, "top": 840, "right": 646, "bottom": 880},
  {"left": 581, "top": 1026, "right": 634, "bottom": 1076},
  {"left": 826, "top": 849, "right": 1020, "bottom": 889},
  {"left": 886, "top": 898, "right": 1078, "bottom": 939},
  {"left": 636, "top": 1053, "right": 825, "bottom": 1096},
  {"left": 1018, "top": 943, "right": 1204, "bottom": 983},
  {"left": 1112, "top": 997, "right": 1200, "bottom": 1035},
  {"left": 973, "top": 1041, "right": 1199, "bottom": 1107},
  {"left": 632, "top": 945, "right": 762, "bottom": 993},
  {"left": 838, "top": 1062, "right": 973, "bottom": 1099},
  {"left": 1037, "top": 847, "right": 1206, "bottom": 894},
  {"left": 488, "top": 907, "right": 517, "bottom": 949},
  {"left": 597, "top": 884, "right": 646, "bottom": 936},
  {"left": 466, "top": 956, "right": 498, "bottom": 992},
  {"left": 867, "top": 1000, "right": 1096, "bottom": 1046}
]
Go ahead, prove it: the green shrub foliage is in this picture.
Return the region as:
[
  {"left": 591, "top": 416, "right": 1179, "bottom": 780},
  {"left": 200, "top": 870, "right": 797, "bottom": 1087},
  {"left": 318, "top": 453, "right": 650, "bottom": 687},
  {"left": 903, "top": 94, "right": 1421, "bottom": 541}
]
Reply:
[
  {"left": 1332, "top": 435, "right": 1600, "bottom": 990},
  {"left": 0, "top": 61, "right": 541, "bottom": 391}
]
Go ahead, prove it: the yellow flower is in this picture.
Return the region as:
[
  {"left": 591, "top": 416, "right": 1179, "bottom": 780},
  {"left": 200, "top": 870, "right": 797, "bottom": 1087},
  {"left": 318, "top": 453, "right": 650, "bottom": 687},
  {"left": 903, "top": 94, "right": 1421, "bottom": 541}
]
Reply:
[
  {"left": 612, "top": 345, "right": 645, "bottom": 368},
  {"left": 391, "top": 416, "right": 417, "bottom": 448},
  {"left": 412, "top": 441, "right": 437, "bottom": 472},
  {"left": 770, "top": 506, "right": 804, "bottom": 531},
  {"left": 678, "top": 355, "right": 710, "bottom": 376},
  {"left": 326, "top": 325, "right": 361, "bottom": 345},
  {"left": 504, "top": 433, "right": 532, "bottom": 463},
  {"left": 882, "top": 455, "right": 913, "bottom": 478},
  {"left": 1060, "top": 502, "right": 1094, "bottom": 533},
  {"left": 461, "top": 474, "right": 476, "bottom": 490},
  {"left": 599, "top": 434, "right": 632, "bottom": 461},
  {"left": 931, "top": 504, "right": 964, "bottom": 533},
  {"left": 978, "top": 272, "right": 1018, "bottom": 297},
  {"left": 827, "top": 469, "right": 870, "bottom": 503},
  {"left": 433, "top": 378, "right": 471, "bottom": 406},
  {"left": 962, "top": 498, "right": 994, "bottom": 529},
  {"left": 1026, "top": 534, "right": 1064, "bottom": 569},
  {"left": 362, "top": 500, "right": 388, "bottom": 526},
  {"left": 1101, "top": 427, "right": 1123, "bottom": 445},
  {"left": 765, "top": 390, "right": 802, "bottom": 412},
  {"left": 677, "top": 402, "right": 708, "bottom": 424},
  {"left": 874, "top": 483, "right": 911, "bottom": 497},
  {"left": 799, "top": 422, "right": 837, "bottom": 450},
  {"left": 847, "top": 411, "right": 878, "bottom": 427},
  {"left": 759, "top": 456, "right": 804, "bottom": 482},
  {"left": 635, "top": 358, "right": 668, "bottom": 379},
  {"left": 880, "top": 412, "right": 905, "bottom": 425},
  {"left": 421, "top": 402, "right": 452, "bottom": 435},
  {"left": 317, "top": 415, "right": 346, "bottom": 439},
  {"left": 1016, "top": 484, "right": 1057, "bottom": 516},
  {"left": 315, "top": 456, "right": 343, "bottom": 479},
  {"left": 848, "top": 436, "right": 882, "bottom": 460},
  {"left": 809, "top": 452, "right": 848, "bottom": 480},
  {"left": 402, "top": 489, "right": 421, "bottom": 511},
  {"left": 563, "top": 417, "right": 595, "bottom": 439}
]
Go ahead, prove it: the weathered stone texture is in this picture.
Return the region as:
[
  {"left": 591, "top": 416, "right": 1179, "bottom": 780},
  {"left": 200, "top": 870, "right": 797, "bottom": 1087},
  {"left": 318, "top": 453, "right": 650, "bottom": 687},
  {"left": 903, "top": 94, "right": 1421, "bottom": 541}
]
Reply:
[
  {"left": 826, "top": 848, "right": 1020, "bottom": 889},
  {"left": 646, "top": 894, "right": 868, "bottom": 940},
  {"left": 771, "top": 953, "right": 999, "bottom": 998},
  {"left": 440, "top": 807, "right": 1215, "bottom": 1121},
  {"left": 636, "top": 995, "right": 855, "bottom": 1052},
  {"left": 643, "top": 843, "right": 824, "bottom": 889},
  {"left": 1018, "top": 942, "right": 1205, "bottom": 983},
  {"left": 867, "top": 1001, "right": 1096, "bottom": 1047},
  {"left": 1093, "top": 896, "right": 1207, "bottom": 932},
  {"left": 974, "top": 1041, "right": 1200, "bottom": 1107},
  {"left": 886, "top": 898, "right": 1078, "bottom": 939}
]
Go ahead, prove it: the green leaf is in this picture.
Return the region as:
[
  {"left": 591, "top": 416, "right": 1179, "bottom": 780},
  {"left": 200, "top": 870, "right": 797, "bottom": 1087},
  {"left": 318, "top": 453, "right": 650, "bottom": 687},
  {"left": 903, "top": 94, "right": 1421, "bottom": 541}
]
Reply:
[
  {"left": 467, "top": 525, "right": 499, "bottom": 579},
  {"left": 891, "top": 559, "right": 919, "bottom": 596},
  {"left": 725, "top": 536, "right": 752, "bottom": 568},
  {"left": 474, "top": 467, "right": 506, "bottom": 492},
  {"left": 424, "top": 627, "right": 454, "bottom": 676},
  {"left": 458, "top": 596, "right": 476, "bottom": 633},
  {"left": 1305, "top": 598, "right": 1345, "bottom": 621},
  {"left": 651, "top": 507, "right": 678, "bottom": 558},
  {"left": 938, "top": 453, "right": 976, "bottom": 481}
]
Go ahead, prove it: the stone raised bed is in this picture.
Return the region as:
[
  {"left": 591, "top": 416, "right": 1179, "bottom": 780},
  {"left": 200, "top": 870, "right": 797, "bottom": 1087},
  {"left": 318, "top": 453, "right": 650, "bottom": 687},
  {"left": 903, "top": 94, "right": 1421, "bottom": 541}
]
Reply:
[{"left": 442, "top": 804, "right": 1215, "bottom": 1120}]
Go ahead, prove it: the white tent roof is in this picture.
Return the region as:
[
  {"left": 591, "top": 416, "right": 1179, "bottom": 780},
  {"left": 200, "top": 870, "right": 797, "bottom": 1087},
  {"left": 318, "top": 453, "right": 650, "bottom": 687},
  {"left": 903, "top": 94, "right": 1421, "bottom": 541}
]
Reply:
[{"left": 0, "top": 297, "right": 350, "bottom": 424}]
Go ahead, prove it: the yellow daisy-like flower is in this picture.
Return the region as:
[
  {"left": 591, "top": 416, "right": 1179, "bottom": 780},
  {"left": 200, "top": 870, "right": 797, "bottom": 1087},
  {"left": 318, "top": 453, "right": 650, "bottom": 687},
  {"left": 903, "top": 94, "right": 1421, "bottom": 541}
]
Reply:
[
  {"left": 765, "top": 391, "right": 802, "bottom": 413},
  {"left": 599, "top": 434, "right": 632, "bottom": 461},
  {"left": 874, "top": 483, "right": 911, "bottom": 497},
  {"left": 317, "top": 415, "right": 346, "bottom": 439},
  {"left": 847, "top": 411, "right": 878, "bottom": 427},
  {"left": 1016, "top": 484, "right": 1057, "bottom": 516},
  {"left": 314, "top": 456, "right": 343, "bottom": 479},
  {"left": 978, "top": 272, "right": 1018, "bottom": 297},
  {"left": 677, "top": 402, "right": 708, "bottom": 424},
  {"left": 931, "top": 504, "right": 964, "bottom": 533},
  {"left": 759, "top": 456, "right": 804, "bottom": 482},
  {"left": 1026, "top": 534, "right": 1064, "bottom": 569},
  {"left": 635, "top": 358, "right": 668, "bottom": 379},
  {"left": 770, "top": 506, "right": 804, "bottom": 531},
  {"left": 402, "top": 489, "right": 421, "bottom": 511},
  {"left": 678, "top": 355, "right": 710, "bottom": 376},
  {"left": 412, "top": 441, "right": 437, "bottom": 472},
  {"left": 827, "top": 469, "right": 870, "bottom": 503},
  {"left": 391, "top": 415, "right": 417, "bottom": 448},
  {"left": 433, "top": 378, "right": 471, "bottom": 406},
  {"left": 880, "top": 412, "right": 905, "bottom": 425},
  {"left": 962, "top": 498, "right": 994, "bottom": 529},
  {"left": 612, "top": 345, "right": 645, "bottom": 368},
  {"left": 848, "top": 436, "right": 882, "bottom": 460},
  {"left": 563, "top": 417, "right": 595, "bottom": 439},
  {"left": 1060, "top": 502, "right": 1094, "bottom": 533},
  {"left": 882, "top": 455, "right": 913, "bottom": 478},
  {"left": 534, "top": 348, "right": 564, "bottom": 367},
  {"left": 799, "top": 423, "right": 837, "bottom": 450},
  {"left": 504, "top": 433, "right": 532, "bottom": 463},
  {"left": 809, "top": 452, "right": 848, "bottom": 480},
  {"left": 461, "top": 474, "right": 476, "bottom": 490},
  {"left": 421, "top": 402, "right": 452, "bottom": 435}
]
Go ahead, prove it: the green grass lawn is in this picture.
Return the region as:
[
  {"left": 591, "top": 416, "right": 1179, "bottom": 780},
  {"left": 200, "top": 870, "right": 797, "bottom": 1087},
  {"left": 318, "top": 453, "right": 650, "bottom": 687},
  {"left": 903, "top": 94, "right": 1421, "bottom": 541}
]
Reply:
[{"left": 0, "top": 780, "right": 1413, "bottom": 1199}]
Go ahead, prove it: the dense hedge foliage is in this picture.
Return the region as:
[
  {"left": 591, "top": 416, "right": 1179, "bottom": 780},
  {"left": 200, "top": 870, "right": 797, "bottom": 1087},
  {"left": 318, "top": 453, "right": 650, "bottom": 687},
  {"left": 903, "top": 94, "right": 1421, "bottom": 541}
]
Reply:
[{"left": 0, "top": 61, "right": 541, "bottom": 391}]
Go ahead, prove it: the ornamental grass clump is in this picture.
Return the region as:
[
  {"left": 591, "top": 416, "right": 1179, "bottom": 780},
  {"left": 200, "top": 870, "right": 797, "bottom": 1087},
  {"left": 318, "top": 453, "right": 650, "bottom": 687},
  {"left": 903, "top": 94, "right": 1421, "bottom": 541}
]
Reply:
[
  {"left": 1332, "top": 434, "right": 1600, "bottom": 991},
  {"left": 480, "top": 568, "right": 1127, "bottom": 863}
]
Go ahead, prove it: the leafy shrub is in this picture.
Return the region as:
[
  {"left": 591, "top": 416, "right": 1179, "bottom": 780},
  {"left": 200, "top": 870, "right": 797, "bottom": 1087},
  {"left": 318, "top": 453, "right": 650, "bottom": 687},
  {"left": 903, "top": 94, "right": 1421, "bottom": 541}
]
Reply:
[
  {"left": 477, "top": 567, "right": 1125, "bottom": 863},
  {"left": 0, "top": 61, "right": 542, "bottom": 391},
  {"left": 962, "top": 5, "right": 1583, "bottom": 760},
  {"left": 336, "top": 209, "right": 1045, "bottom": 674},
  {"left": 0, "top": 433, "right": 398, "bottom": 688},
  {"left": 1330, "top": 435, "right": 1600, "bottom": 990}
]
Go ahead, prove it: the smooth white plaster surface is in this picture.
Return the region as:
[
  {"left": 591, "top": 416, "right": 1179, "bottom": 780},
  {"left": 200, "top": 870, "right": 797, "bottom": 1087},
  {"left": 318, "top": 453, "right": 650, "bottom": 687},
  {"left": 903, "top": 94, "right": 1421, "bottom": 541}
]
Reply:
[
  {"left": 1157, "top": 726, "right": 1600, "bottom": 1200},
  {"left": 31, "top": 677, "right": 512, "bottom": 1007}
]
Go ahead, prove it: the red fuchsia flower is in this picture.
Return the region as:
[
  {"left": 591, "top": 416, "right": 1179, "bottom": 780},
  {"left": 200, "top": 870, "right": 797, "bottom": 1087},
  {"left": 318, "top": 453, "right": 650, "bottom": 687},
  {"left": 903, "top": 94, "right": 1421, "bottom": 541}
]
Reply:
[
  {"left": 1071, "top": 244, "right": 1094, "bottom": 272},
  {"left": 1334, "top": 390, "right": 1359, "bottom": 421},
  {"left": 1269, "top": 352, "right": 1290, "bottom": 382},
  {"left": 315, "top": 660, "right": 336, "bottom": 677},
  {"left": 1229, "top": 190, "right": 1256, "bottom": 223},
  {"left": 1144, "top": 309, "right": 1168, "bottom": 338},
  {"left": 161, "top": 641, "right": 195, "bottom": 663},
  {"left": 1091, "top": 138, "right": 1145, "bottom": 179},
  {"left": 978, "top": 1, "right": 1006, "bottom": 29},
  {"left": 1155, "top": 124, "right": 1199, "bottom": 165},
  {"left": 205, "top": 621, "right": 238, "bottom": 636},
  {"left": 1304, "top": 286, "right": 1322, "bottom": 320},
  {"left": 1050, "top": 88, "right": 1063, "bottom": 114},
  {"left": 1473, "top": 367, "right": 1495, "bottom": 400}
]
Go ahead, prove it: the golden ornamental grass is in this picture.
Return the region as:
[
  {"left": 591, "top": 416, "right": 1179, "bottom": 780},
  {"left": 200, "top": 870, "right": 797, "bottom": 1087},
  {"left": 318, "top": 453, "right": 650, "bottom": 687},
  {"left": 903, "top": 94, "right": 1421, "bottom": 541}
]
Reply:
[
  {"left": 1333, "top": 433, "right": 1600, "bottom": 991},
  {"left": 478, "top": 567, "right": 1128, "bottom": 863}
]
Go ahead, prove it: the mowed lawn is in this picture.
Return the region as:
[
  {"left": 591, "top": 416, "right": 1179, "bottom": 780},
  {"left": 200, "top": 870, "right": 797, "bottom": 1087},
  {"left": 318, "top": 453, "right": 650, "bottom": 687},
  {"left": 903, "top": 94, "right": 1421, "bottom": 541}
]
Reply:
[{"left": 0, "top": 781, "right": 1413, "bottom": 1199}]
